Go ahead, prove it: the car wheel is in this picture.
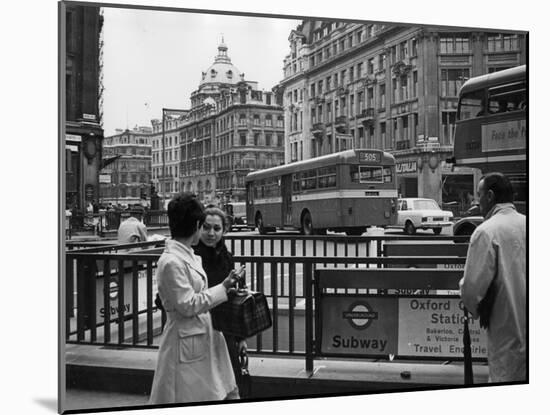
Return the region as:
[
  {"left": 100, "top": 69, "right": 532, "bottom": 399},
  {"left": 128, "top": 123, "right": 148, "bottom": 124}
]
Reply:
[
  {"left": 404, "top": 221, "right": 416, "bottom": 235},
  {"left": 301, "top": 211, "right": 314, "bottom": 235},
  {"left": 433, "top": 227, "right": 442, "bottom": 235}
]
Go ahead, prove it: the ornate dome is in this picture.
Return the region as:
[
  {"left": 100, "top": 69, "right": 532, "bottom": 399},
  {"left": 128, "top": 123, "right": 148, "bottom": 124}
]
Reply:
[{"left": 199, "top": 40, "right": 242, "bottom": 86}]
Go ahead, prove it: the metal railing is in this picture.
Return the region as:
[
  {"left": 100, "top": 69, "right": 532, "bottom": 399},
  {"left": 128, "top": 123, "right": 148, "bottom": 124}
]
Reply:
[{"left": 65, "top": 234, "right": 470, "bottom": 368}]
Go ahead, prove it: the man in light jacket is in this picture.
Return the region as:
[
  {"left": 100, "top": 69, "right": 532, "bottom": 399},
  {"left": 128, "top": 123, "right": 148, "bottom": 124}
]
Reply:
[{"left": 459, "top": 172, "right": 526, "bottom": 383}]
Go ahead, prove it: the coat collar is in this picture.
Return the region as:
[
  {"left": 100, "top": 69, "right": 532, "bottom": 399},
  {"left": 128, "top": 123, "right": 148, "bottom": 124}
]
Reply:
[
  {"left": 165, "top": 238, "right": 207, "bottom": 280},
  {"left": 485, "top": 202, "right": 516, "bottom": 220}
]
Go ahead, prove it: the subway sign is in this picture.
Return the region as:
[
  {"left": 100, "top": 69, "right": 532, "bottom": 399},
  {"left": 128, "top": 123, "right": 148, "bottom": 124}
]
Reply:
[{"left": 357, "top": 151, "right": 382, "bottom": 164}]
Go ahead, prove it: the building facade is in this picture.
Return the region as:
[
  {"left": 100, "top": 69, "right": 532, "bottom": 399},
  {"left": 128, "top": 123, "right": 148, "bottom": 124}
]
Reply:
[
  {"left": 151, "top": 41, "right": 285, "bottom": 205},
  {"left": 63, "top": 3, "right": 104, "bottom": 211},
  {"left": 100, "top": 127, "right": 153, "bottom": 207},
  {"left": 280, "top": 21, "right": 526, "bottom": 209}
]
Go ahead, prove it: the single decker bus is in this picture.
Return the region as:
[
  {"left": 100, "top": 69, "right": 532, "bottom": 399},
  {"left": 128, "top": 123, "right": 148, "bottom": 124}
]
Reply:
[
  {"left": 452, "top": 64, "right": 526, "bottom": 236},
  {"left": 245, "top": 149, "right": 398, "bottom": 235}
]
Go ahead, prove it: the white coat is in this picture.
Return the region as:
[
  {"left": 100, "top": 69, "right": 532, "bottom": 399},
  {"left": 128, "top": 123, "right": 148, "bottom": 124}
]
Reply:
[
  {"left": 149, "top": 239, "right": 236, "bottom": 404},
  {"left": 459, "top": 203, "right": 526, "bottom": 382}
]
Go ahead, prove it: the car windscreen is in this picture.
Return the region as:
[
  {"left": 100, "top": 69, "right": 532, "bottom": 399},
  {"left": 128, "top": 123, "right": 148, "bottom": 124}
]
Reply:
[{"left": 413, "top": 200, "right": 440, "bottom": 210}]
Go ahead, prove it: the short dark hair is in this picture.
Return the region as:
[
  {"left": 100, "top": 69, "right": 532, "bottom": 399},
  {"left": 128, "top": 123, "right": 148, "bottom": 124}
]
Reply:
[
  {"left": 481, "top": 172, "right": 514, "bottom": 204},
  {"left": 204, "top": 206, "right": 228, "bottom": 231},
  {"left": 167, "top": 193, "right": 205, "bottom": 238}
]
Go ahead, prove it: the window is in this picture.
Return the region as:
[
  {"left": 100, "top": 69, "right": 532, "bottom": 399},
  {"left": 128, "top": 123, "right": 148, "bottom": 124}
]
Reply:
[
  {"left": 318, "top": 80, "right": 323, "bottom": 95},
  {"left": 326, "top": 76, "right": 332, "bottom": 91},
  {"left": 413, "top": 71, "right": 418, "bottom": 97},
  {"left": 240, "top": 133, "right": 247, "bottom": 146},
  {"left": 341, "top": 69, "right": 346, "bottom": 86},
  {"left": 411, "top": 38, "right": 417, "bottom": 56},
  {"left": 318, "top": 166, "right": 337, "bottom": 188},
  {"left": 310, "top": 83, "right": 316, "bottom": 98},
  {"left": 440, "top": 35, "right": 471, "bottom": 54},
  {"left": 442, "top": 111, "right": 457, "bottom": 145},
  {"left": 487, "top": 33, "right": 519, "bottom": 52},
  {"left": 458, "top": 90, "right": 484, "bottom": 120},
  {"left": 379, "top": 54, "right": 386, "bottom": 71},
  {"left": 349, "top": 66, "right": 354, "bottom": 82},
  {"left": 350, "top": 166, "right": 392, "bottom": 183},
  {"left": 266, "top": 133, "right": 272, "bottom": 146},
  {"left": 488, "top": 81, "right": 527, "bottom": 113},
  {"left": 441, "top": 68, "right": 469, "bottom": 97},
  {"left": 357, "top": 62, "right": 363, "bottom": 78},
  {"left": 301, "top": 169, "right": 317, "bottom": 190},
  {"left": 379, "top": 84, "right": 386, "bottom": 108},
  {"left": 401, "top": 74, "right": 408, "bottom": 100},
  {"left": 367, "top": 58, "right": 374, "bottom": 74},
  {"left": 358, "top": 91, "right": 364, "bottom": 113}
]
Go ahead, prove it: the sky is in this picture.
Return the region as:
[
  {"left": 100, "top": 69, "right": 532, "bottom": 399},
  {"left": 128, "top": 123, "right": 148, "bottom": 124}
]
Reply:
[{"left": 101, "top": 7, "right": 300, "bottom": 136}]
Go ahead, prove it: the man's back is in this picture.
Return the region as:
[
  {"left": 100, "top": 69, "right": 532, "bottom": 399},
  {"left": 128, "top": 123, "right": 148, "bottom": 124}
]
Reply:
[{"left": 463, "top": 204, "right": 526, "bottom": 382}]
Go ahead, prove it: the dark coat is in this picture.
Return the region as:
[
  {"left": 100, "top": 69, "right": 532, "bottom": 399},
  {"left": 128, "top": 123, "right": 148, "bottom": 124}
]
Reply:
[
  {"left": 193, "top": 239, "right": 245, "bottom": 392},
  {"left": 193, "top": 239, "right": 234, "bottom": 287}
]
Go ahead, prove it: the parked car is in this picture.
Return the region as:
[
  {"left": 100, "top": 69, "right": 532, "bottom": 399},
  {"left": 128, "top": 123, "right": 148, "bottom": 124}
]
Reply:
[
  {"left": 396, "top": 198, "right": 453, "bottom": 235},
  {"left": 453, "top": 203, "right": 483, "bottom": 239},
  {"left": 223, "top": 202, "right": 250, "bottom": 231}
]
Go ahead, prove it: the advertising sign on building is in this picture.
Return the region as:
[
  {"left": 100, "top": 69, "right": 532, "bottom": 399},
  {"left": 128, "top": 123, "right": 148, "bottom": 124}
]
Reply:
[
  {"left": 99, "top": 174, "right": 111, "bottom": 184},
  {"left": 396, "top": 160, "right": 417, "bottom": 174}
]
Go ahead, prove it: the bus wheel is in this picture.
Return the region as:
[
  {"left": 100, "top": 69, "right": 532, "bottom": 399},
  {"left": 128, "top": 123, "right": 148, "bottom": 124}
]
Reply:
[
  {"left": 345, "top": 228, "right": 364, "bottom": 236},
  {"left": 433, "top": 227, "right": 442, "bottom": 235},
  {"left": 255, "top": 213, "right": 267, "bottom": 235},
  {"left": 301, "top": 211, "right": 314, "bottom": 235},
  {"left": 404, "top": 221, "right": 416, "bottom": 235}
]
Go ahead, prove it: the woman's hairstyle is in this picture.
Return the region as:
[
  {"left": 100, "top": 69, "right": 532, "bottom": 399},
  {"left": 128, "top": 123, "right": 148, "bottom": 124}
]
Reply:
[
  {"left": 167, "top": 192, "right": 205, "bottom": 238},
  {"left": 481, "top": 172, "right": 514, "bottom": 204},
  {"left": 204, "top": 206, "right": 228, "bottom": 231}
]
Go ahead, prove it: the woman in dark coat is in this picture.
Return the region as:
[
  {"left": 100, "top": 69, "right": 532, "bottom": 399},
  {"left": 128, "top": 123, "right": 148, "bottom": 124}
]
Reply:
[{"left": 194, "top": 206, "right": 247, "bottom": 397}]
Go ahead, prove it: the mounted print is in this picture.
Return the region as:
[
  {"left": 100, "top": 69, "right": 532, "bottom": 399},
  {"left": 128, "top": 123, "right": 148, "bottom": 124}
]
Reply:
[{"left": 59, "top": 0, "right": 528, "bottom": 413}]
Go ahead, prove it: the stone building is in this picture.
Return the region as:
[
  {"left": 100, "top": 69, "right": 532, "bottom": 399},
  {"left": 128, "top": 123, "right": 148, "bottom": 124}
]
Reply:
[
  {"left": 151, "top": 40, "right": 285, "bottom": 205},
  {"left": 63, "top": 3, "right": 104, "bottom": 211},
  {"left": 100, "top": 127, "right": 152, "bottom": 207},
  {"left": 279, "top": 20, "right": 526, "bottom": 209}
]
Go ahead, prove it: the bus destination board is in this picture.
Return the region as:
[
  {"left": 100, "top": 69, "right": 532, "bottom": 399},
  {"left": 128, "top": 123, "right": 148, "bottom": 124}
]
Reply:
[{"left": 357, "top": 150, "right": 381, "bottom": 164}]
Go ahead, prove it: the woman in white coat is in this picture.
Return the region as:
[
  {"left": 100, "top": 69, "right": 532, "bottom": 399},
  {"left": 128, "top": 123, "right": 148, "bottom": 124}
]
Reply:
[{"left": 149, "top": 193, "right": 240, "bottom": 404}]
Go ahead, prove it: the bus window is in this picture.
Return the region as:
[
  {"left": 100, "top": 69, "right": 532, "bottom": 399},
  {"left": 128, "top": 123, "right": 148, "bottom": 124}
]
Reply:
[
  {"left": 351, "top": 166, "right": 385, "bottom": 183},
  {"left": 318, "top": 166, "right": 337, "bottom": 188},
  {"left": 488, "top": 81, "right": 526, "bottom": 114},
  {"left": 301, "top": 169, "right": 317, "bottom": 190},
  {"left": 458, "top": 90, "right": 484, "bottom": 119},
  {"left": 292, "top": 173, "right": 301, "bottom": 193}
]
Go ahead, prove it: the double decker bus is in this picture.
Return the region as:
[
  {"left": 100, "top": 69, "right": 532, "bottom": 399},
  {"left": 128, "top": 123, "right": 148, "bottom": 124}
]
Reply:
[
  {"left": 452, "top": 65, "right": 527, "bottom": 236},
  {"left": 245, "top": 149, "right": 398, "bottom": 235}
]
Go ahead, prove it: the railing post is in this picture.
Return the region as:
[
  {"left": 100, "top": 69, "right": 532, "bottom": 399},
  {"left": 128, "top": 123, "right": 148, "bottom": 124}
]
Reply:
[{"left": 304, "top": 261, "right": 314, "bottom": 374}]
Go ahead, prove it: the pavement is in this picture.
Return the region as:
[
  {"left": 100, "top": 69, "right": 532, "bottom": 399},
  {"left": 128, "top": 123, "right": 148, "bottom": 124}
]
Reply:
[{"left": 63, "top": 341, "right": 489, "bottom": 412}]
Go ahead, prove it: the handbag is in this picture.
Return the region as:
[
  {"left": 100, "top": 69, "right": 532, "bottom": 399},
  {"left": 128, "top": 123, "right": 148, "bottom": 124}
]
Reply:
[{"left": 212, "top": 288, "right": 272, "bottom": 338}]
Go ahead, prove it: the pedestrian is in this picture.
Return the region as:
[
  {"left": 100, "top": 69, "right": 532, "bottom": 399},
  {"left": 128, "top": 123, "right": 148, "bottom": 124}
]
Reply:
[
  {"left": 459, "top": 172, "right": 526, "bottom": 383},
  {"left": 117, "top": 207, "right": 147, "bottom": 244},
  {"left": 194, "top": 206, "right": 247, "bottom": 397},
  {"left": 149, "top": 192, "right": 240, "bottom": 404}
]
